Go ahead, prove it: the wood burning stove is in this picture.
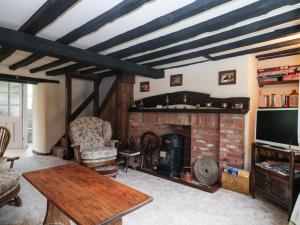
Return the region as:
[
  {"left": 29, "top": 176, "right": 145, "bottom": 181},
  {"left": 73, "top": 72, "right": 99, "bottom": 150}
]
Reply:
[{"left": 158, "top": 133, "right": 185, "bottom": 177}]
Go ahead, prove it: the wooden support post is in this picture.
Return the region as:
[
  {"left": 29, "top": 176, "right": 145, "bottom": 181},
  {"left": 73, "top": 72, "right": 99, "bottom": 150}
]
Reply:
[
  {"left": 65, "top": 73, "right": 73, "bottom": 160},
  {"left": 94, "top": 79, "right": 100, "bottom": 116}
]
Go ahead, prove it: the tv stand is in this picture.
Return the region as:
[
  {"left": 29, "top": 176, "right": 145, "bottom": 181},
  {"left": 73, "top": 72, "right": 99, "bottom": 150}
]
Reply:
[{"left": 251, "top": 143, "right": 300, "bottom": 215}]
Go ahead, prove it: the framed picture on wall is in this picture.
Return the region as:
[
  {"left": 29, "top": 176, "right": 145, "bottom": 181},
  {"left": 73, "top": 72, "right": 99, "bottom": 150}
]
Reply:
[
  {"left": 170, "top": 74, "right": 183, "bottom": 87},
  {"left": 219, "top": 70, "right": 236, "bottom": 85},
  {"left": 140, "top": 81, "right": 150, "bottom": 92}
]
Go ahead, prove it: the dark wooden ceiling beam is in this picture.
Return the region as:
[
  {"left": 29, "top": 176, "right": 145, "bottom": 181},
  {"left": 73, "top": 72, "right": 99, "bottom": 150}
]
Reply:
[
  {"left": 0, "top": 26, "right": 164, "bottom": 78},
  {"left": 108, "top": 0, "right": 299, "bottom": 59},
  {"left": 10, "top": 0, "right": 152, "bottom": 70},
  {"left": 142, "top": 24, "right": 300, "bottom": 67},
  {"left": 53, "top": 0, "right": 298, "bottom": 74},
  {"left": 46, "top": 63, "right": 88, "bottom": 76},
  {"left": 214, "top": 38, "right": 300, "bottom": 61},
  {"left": 0, "top": 0, "right": 78, "bottom": 62},
  {"left": 29, "top": 0, "right": 230, "bottom": 73},
  {"left": 30, "top": 59, "right": 68, "bottom": 73},
  {"left": 77, "top": 66, "right": 102, "bottom": 74},
  {"left": 256, "top": 47, "right": 300, "bottom": 59},
  {"left": 88, "top": 0, "right": 231, "bottom": 53},
  {"left": 0, "top": 73, "right": 59, "bottom": 84},
  {"left": 258, "top": 51, "right": 300, "bottom": 60},
  {"left": 128, "top": 8, "right": 300, "bottom": 63}
]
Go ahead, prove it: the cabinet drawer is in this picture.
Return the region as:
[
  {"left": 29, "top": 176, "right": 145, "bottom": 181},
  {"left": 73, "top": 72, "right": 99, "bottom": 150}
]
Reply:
[{"left": 255, "top": 170, "right": 269, "bottom": 194}]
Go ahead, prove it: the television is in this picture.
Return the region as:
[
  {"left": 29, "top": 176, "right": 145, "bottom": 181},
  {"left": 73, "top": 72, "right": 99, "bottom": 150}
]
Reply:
[{"left": 255, "top": 108, "right": 299, "bottom": 149}]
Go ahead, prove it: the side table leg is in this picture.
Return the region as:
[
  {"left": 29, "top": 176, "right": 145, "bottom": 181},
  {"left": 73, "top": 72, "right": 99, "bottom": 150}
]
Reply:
[
  {"left": 44, "top": 200, "right": 71, "bottom": 225},
  {"left": 125, "top": 157, "right": 129, "bottom": 173}
]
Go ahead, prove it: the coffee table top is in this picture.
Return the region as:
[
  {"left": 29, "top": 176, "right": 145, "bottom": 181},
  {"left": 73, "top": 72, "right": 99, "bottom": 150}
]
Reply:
[{"left": 23, "top": 163, "right": 152, "bottom": 225}]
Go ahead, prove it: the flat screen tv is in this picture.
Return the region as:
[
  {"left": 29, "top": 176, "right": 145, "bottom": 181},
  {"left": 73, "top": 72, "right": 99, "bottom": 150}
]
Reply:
[{"left": 255, "top": 108, "right": 299, "bottom": 149}]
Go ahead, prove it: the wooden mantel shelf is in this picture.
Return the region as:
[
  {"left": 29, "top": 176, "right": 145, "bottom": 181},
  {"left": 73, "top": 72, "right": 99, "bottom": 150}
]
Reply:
[{"left": 128, "top": 107, "right": 249, "bottom": 114}]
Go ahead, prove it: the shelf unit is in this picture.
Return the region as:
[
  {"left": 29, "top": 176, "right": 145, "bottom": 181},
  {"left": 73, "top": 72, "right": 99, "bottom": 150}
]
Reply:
[
  {"left": 251, "top": 143, "right": 300, "bottom": 215},
  {"left": 257, "top": 65, "right": 299, "bottom": 108},
  {"left": 259, "top": 80, "right": 299, "bottom": 87}
]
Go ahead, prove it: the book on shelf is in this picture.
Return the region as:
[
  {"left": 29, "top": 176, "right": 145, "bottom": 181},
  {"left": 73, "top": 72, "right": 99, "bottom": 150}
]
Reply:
[
  {"left": 223, "top": 166, "right": 249, "bottom": 178},
  {"left": 257, "top": 65, "right": 299, "bottom": 79}
]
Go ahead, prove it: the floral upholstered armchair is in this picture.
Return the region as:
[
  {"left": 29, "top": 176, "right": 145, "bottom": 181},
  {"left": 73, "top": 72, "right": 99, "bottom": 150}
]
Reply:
[
  {"left": 0, "top": 126, "right": 22, "bottom": 208},
  {"left": 69, "top": 117, "right": 118, "bottom": 176}
]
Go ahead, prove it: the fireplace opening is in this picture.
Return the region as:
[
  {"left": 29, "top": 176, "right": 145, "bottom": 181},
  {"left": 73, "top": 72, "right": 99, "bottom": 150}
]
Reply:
[{"left": 158, "top": 133, "right": 185, "bottom": 177}]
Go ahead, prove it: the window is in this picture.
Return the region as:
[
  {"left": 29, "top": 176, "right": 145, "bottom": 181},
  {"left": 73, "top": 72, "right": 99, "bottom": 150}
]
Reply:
[{"left": 0, "top": 81, "right": 22, "bottom": 117}]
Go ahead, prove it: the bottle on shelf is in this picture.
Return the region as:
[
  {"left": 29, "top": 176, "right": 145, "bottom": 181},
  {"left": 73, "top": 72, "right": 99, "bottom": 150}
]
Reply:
[{"left": 289, "top": 90, "right": 298, "bottom": 108}]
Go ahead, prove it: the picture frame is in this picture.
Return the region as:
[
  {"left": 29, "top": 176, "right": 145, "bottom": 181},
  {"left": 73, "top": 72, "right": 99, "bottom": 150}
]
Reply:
[
  {"left": 218, "top": 70, "right": 236, "bottom": 85},
  {"left": 170, "top": 74, "right": 183, "bottom": 87},
  {"left": 140, "top": 81, "right": 150, "bottom": 92}
]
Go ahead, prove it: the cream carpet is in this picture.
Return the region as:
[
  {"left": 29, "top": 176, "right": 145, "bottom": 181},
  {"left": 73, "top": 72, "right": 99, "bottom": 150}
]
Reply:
[{"left": 0, "top": 155, "right": 288, "bottom": 225}]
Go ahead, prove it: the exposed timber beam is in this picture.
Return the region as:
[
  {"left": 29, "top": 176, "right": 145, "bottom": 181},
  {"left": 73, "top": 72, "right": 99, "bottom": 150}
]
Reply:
[
  {"left": 256, "top": 47, "right": 300, "bottom": 59},
  {"left": 70, "top": 91, "right": 95, "bottom": 121},
  {"left": 0, "top": 26, "right": 164, "bottom": 78},
  {"left": 45, "top": 0, "right": 299, "bottom": 75},
  {"left": 258, "top": 51, "right": 300, "bottom": 60},
  {"left": 46, "top": 63, "right": 88, "bottom": 76},
  {"left": 108, "top": 0, "right": 299, "bottom": 59},
  {"left": 0, "top": 73, "right": 59, "bottom": 84},
  {"left": 77, "top": 67, "right": 103, "bottom": 74},
  {"left": 10, "top": 0, "right": 152, "bottom": 70},
  {"left": 142, "top": 24, "right": 300, "bottom": 67},
  {"left": 70, "top": 72, "right": 105, "bottom": 80},
  {"left": 214, "top": 38, "right": 300, "bottom": 60},
  {"left": 30, "top": 0, "right": 230, "bottom": 73},
  {"left": 0, "top": 0, "right": 78, "bottom": 62},
  {"left": 128, "top": 8, "right": 300, "bottom": 63},
  {"left": 159, "top": 60, "right": 209, "bottom": 70}
]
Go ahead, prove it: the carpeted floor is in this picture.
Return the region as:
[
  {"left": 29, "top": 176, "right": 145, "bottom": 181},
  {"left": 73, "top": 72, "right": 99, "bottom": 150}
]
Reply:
[{"left": 0, "top": 155, "right": 288, "bottom": 225}]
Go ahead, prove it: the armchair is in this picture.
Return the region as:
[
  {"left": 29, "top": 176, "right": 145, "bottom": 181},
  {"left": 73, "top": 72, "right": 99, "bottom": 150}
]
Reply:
[
  {"left": 0, "top": 126, "right": 21, "bottom": 208},
  {"left": 69, "top": 117, "right": 118, "bottom": 176}
]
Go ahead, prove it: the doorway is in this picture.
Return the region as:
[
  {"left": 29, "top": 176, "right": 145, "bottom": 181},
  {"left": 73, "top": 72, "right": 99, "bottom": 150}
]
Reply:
[{"left": 0, "top": 81, "right": 23, "bottom": 149}]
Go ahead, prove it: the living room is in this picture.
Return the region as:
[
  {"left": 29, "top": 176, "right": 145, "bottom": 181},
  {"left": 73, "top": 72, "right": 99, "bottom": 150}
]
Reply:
[{"left": 0, "top": 1, "right": 300, "bottom": 225}]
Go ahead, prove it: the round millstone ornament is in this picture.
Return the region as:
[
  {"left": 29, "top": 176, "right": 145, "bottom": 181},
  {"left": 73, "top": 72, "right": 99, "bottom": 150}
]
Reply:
[{"left": 194, "top": 156, "right": 219, "bottom": 186}]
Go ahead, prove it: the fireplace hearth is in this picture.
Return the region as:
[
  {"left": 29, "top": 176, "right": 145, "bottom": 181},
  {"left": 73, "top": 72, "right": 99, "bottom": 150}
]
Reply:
[{"left": 159, "top": 133, "right": 185, "bottom": 177}]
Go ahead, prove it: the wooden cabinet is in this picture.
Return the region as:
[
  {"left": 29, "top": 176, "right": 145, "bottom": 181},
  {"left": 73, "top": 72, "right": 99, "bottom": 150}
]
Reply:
[{"left": 251, "top": 143, "right": 300, "bottom": 215}]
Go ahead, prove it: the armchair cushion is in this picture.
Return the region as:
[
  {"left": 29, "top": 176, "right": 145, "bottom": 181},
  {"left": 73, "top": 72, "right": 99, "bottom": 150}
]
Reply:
[
  {"left": 81, "top": 146, "right": 117, "bottom": 160},
  {"left": 69, "top": 117, "right": 106, "bottom": 148},
  {"left": 0, "top": 169, "right": 20, "bottom": 195}
]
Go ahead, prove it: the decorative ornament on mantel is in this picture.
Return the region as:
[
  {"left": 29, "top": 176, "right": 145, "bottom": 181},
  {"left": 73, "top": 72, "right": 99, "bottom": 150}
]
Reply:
[
  {"left": 130, "top": 91, "right": 250, "bottom": 114},
  {"left": 289, "top": 89, "right": 298, "bottom": 108}
]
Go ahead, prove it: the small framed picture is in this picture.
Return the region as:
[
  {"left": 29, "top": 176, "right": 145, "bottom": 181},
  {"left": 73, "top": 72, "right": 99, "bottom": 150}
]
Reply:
[
  {"left": 219, "top": 70, "right": 236, "bottom": 85},
  {"left": 170, "top": 74, "right": 183, "bottom": 87},
  {"left": 140, "top": 81, "right": 150, "bottom": 92}
]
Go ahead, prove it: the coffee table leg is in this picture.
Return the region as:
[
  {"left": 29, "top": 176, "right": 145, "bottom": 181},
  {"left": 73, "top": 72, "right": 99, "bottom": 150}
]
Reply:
[
  {"left": 44, "top": 200, "right": 71, "bottom": 225},
  {"left": 109, "top": 218, "right": 122, "bottom": 225}
]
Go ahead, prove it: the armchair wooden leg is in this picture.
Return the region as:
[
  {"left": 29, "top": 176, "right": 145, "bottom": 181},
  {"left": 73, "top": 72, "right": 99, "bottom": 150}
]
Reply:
[{"left": 14, "top": 195, "right": 22, "bottom": 207}]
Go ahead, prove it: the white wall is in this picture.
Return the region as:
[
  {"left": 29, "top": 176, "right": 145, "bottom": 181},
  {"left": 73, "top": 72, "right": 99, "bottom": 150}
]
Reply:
[{"left": 135, "top": 55, "right": 253, "bottom": 100}]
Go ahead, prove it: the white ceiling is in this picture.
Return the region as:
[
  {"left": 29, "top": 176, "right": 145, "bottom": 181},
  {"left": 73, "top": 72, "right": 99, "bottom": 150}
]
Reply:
[{"left": 0, "top": 0, "right": 299, "bottom": 73}]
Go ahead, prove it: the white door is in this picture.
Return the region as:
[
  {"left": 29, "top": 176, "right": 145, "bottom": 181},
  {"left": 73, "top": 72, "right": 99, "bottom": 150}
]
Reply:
[{"left": 0, "top": 81, "right": 23, "bottom": 149}]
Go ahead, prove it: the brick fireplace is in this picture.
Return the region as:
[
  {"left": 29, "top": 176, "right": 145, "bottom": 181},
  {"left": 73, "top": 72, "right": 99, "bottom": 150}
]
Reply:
[{"left": 128, "top": 112, "right": 245, "bottom": 171}]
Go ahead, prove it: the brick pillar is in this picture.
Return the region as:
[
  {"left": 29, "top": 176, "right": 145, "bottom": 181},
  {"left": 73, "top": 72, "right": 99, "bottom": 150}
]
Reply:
[{"left": 219, "top": 114, "right": 245, "bottom": 169}]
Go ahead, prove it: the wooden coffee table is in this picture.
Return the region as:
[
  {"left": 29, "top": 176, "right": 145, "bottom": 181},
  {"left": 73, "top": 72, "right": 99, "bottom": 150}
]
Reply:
[{"left": 23, "top": 163, "right": 152, "bottom": 225}]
